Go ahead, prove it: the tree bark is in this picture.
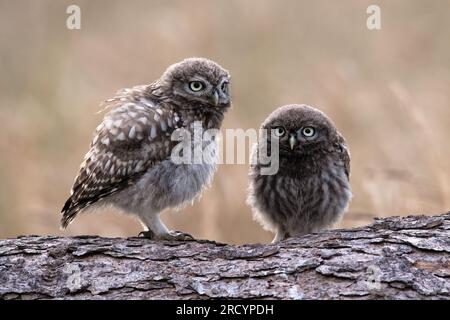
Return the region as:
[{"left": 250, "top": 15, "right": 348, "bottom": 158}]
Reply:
[{"left": 0, "top": 213, "right": 449, "bottom": 300}]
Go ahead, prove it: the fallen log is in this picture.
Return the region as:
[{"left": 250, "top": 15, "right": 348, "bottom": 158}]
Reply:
[{"left": 0, "top": 213, "right": 449, "bottom": 299}]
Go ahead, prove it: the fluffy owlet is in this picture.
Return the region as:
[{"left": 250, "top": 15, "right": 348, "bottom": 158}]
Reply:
[
  {"left": 247, "top": 104, "right": 351, "bottom": 243},
  {"left": 61, "top": 57, "right": 231, "bottom": 241}
]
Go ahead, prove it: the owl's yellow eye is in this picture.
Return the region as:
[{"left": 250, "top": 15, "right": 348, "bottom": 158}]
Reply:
[
  {"left": 273, "top": 126, "right": 286, "bottom": 137},
  {"left": 189, "top": 81, "right": 204, "bottom": 92},
  {"left": 302, "top": 126, "right": 316, "bottom": 138}
]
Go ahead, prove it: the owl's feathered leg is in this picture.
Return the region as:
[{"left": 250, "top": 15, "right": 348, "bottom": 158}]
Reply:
[{"left": 138, "top": 213, "right": 194, "bottom": 241}]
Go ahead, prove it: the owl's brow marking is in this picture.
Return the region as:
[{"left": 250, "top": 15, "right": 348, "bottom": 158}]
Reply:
[{"left": 190, "top": 75, "right": 208, "bottom": 82}]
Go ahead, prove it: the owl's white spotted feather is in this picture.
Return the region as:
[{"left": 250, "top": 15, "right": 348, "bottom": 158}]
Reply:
[{"left": 61, "top": 86, "right": 178, "bottom": 227}]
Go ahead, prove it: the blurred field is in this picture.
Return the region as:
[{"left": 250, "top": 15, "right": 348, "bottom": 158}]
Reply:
[{"left": 0, "top": 0, "right": 449, "bottom": 244}]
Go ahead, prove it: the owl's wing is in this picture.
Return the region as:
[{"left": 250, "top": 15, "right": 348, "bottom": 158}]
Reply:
[
  {"left": 61, "top": 88, "right": 177, "bottom": 227},
  {"left": 336, "top": 135, "right": 351, "bottom": 180}
]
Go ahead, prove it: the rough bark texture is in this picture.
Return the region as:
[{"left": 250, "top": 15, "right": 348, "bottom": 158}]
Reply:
[{"left": 0, "top": 213, "right": 449, "bottom": 300}]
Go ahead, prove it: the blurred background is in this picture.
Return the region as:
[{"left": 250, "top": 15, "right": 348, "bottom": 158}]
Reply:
[{"left": 0, "top": 0, "right": 449, "bottom": 244}]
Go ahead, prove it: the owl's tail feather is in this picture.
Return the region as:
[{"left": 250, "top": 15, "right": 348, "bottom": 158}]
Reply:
[
  {"left": 60, "top": 175, "right": 138, "bottom": 228},
  {"left": 61, "top": 197, "right": 86, "bottom": 229}
]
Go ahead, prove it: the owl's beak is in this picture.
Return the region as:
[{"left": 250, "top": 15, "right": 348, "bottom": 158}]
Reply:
[
  {"left": 289, "top": 135, "right": 297, "bottom": 150},
  {"left": 212, "top": 89, "right": 219, "bottom": 107}
]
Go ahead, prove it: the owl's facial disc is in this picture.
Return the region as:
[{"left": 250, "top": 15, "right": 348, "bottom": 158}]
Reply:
[
  {"left": 262, "top": 104, "right": 337, "bottom": 157},
  {"left": 271, "top": 124, "right": 322, "bottom": 155},
  {"left": 182, "top": 76, "right": 230, "bottom": 107},
  {"left": 286, "top": 126, "right": 318, "bottom": 150}
]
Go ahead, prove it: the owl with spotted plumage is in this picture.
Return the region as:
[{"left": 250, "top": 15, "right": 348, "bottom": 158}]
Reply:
[
  {"left": 61, "top": 57, "right": 231, "bottom": 240},
  {"left": 248, "top": 104, "right": 351, "bottom": 243}
]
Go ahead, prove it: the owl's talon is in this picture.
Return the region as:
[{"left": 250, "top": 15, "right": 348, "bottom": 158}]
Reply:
[
  {"left": 138, "top": 230, "right": 194, "bottom": 241},
  {"left": 138, "top": 230, "right": 155, "bottom": 239},
  {"left": 165, "top": 230, "right": 195, "bottom": 241}
]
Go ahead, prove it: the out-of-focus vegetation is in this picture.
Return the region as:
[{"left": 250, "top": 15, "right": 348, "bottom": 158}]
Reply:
[{"left": 0, "top": 0, "right": 449, "bottom": 243}]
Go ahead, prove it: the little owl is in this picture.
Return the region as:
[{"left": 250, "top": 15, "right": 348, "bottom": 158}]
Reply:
[
  {"left": 61, "top": 57, "right": 231, "bottom": 241},
  {"left": 247, "top": 104, "right": 351, "bottom": 243}
]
